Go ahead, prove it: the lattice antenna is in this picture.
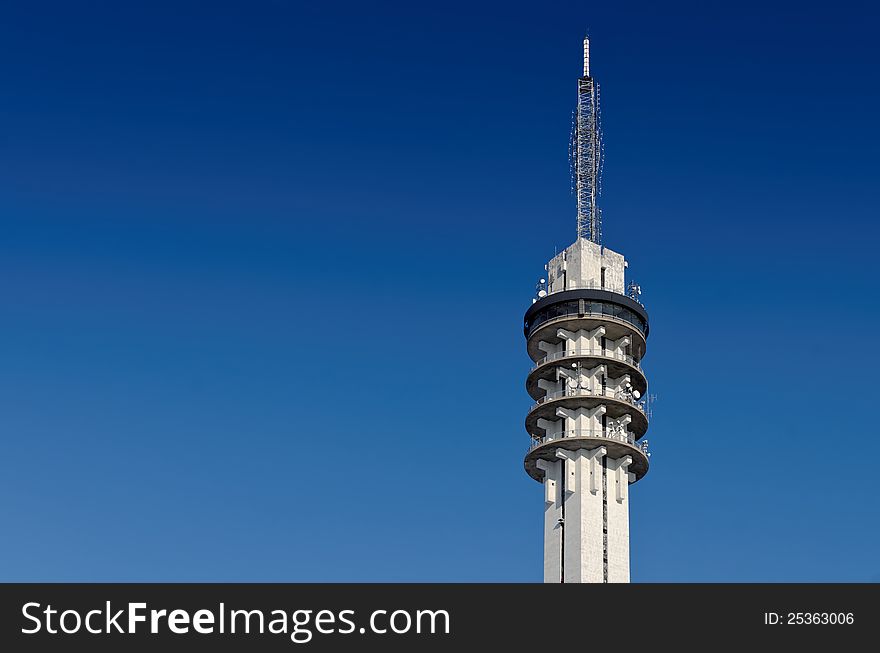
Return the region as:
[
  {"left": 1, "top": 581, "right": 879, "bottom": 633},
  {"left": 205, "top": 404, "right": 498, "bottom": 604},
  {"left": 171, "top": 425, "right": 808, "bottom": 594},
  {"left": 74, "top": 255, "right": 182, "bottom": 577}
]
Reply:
[
  {"left": 596, "top": 82, "right": 604, "bottom": 199},
  {"left": 569, "top": 112, "right": 576, "bottom": 197},
  {"left": 574, "top": 36, "right": 603, "bottom": 244}
]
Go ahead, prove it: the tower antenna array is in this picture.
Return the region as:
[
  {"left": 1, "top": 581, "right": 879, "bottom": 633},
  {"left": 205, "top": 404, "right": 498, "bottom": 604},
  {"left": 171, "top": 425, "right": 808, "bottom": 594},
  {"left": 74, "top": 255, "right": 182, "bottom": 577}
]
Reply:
[{"left": 574, "top": 36, "right": 603, "bottom": 244}]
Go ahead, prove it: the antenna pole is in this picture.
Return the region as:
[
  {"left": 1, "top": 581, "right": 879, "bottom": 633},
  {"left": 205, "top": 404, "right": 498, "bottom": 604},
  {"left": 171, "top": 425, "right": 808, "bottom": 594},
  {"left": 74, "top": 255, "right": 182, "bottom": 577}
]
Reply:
[{"left": 583, "top": 35, "right": 590, "bottom": 76}]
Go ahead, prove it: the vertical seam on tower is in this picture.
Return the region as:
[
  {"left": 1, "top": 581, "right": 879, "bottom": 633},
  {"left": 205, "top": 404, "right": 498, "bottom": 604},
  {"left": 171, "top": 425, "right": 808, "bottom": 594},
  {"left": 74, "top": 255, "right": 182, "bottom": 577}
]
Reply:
[
  {"left": 602, "top": 459, "right": 608, "bottom": 583},
  {"left": 560, "top": 462, "right": 565, "bottom": 583}
]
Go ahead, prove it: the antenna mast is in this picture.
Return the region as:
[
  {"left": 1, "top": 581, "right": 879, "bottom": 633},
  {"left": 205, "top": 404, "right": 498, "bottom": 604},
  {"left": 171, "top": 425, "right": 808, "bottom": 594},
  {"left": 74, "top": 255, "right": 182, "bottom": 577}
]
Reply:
[{"left": 574, "top": 36, "right": 603, "bottom": 244}]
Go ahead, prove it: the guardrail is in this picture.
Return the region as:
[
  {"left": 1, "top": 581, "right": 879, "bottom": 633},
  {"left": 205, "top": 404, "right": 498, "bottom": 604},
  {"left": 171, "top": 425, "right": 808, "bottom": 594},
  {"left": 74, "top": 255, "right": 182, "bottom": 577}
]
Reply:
[
  {"left": 537, "top": 280, "right": 645, "bottom": 307},
  {"left": 557, "top": 281, "right": 620, "bottom": 291},
  {"left": 527, "top": 429, "right": 650, "bottom": 455},
  {"left": 526, "top": 310, "right": 647, "bottom": 339},
  {"left": 529, "top": 387, "right": 647, "bottom": 413},
  {"left": 530, "top": 348, "right": 640, "bottom": 372}
]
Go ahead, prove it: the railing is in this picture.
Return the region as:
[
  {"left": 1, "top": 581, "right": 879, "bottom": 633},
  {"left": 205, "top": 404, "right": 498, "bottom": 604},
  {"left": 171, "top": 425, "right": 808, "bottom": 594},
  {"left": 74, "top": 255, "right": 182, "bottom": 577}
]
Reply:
[
  {"left": 527, "top": 428, "right": 650, "bottom": 455},
  {"left": 529, "top": 387, "right": 647, "bottom": 413},
  {"left": 526, "top": 306, "right": 647, "bottom": 339},
  {"left": 530, "top": 348, "right": 640, "bottom": 372},
  {"left": 559, "top": 280, "right": 622, "bottom": 292},
  {"left": 539, "top": 280, "right": 645, "bottom": 307}
]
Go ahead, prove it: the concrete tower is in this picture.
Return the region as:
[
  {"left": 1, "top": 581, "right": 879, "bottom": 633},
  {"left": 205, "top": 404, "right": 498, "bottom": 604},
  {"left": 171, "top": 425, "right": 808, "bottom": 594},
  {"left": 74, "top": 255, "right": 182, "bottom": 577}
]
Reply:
[{"left": 523, "top": 37, "right": 651, "bottom": 583}]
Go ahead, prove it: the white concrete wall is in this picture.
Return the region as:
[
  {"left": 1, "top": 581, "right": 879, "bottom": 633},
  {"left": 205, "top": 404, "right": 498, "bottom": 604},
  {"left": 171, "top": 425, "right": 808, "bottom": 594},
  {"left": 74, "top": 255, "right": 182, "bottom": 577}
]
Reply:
[
  {"left": 537, "top": 378, "right": 562, "bottom": 397},
  {"left": 536, "top": 459, "right": 563, "bottom": 583},
  {"left": 557, "top": 326, "right": 605, "bottom": 354},
  {"left": 545, "top": 239, "right": 627, "bottom": 295},
  {"left": 553, "top": 404, "right": 605, "bottom": 436},
  {"left": 547, "top": 253, "right": 567, "bottom": 295},
  {"left": 581, "top": 364, "right": 605, "bottom": 393},
  {"left": 536, "top": 417, "right": 563, "bottom": 439},
  {"left": 606, "top": 373, "right": 631, "bottom": 396},
  {"left": 558, "top": 363, "right": 605, "bottom": 395},
  {"left": 600, "top": 248, "right": 626, "bottom": 293},
  {"left": 605, "top": 455, "right": 634, "bottom": 583},
  {"left": 606, "top": 335, "right": 630, "bottom": 358},
  {"left": 562, "top": 448, "right": 606, "bottom": 583},
  {"left": 537, "top": 340, "right": 563, "bottom": 359},
  {"left": 538, "top": 448, "right": 635, "bottom": 584}
]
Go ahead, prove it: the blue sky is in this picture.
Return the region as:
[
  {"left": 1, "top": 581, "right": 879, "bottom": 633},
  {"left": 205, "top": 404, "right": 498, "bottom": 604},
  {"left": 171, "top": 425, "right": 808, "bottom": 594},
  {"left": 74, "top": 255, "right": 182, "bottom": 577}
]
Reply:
[{"left": 1, "top": 1, "right": 878, "bottom": 581}]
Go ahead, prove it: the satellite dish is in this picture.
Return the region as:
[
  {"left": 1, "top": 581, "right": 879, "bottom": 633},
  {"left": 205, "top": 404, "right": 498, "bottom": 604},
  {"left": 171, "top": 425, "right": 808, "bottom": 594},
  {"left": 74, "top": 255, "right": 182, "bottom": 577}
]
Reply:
[
  {"left": 540, "top": 278, "right": 546, "bottom": 284},
  {"left": 571, "top": 363, "right": 577, "bottom": 368},
  {"left": 537, "top": 290, "right": 547, "bottom": 298},
  {"left": 632, "top": 390, "right": 641, "bottom": 400}
]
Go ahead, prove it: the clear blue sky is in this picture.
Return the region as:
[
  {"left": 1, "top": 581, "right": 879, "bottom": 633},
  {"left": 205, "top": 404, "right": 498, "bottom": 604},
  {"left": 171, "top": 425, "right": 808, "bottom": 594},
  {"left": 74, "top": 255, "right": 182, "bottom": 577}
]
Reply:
[{"left": 1, "top": 1, "right": 878, "bottom": 581}]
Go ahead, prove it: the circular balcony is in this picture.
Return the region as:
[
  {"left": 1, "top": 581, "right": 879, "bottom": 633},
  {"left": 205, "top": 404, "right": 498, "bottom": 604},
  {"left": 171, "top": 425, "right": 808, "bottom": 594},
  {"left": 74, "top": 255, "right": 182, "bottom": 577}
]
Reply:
[
  {"left": 524, "top": 429, "right": 650, "bottom": 483},
  {"left": 526, "top": 348, "right": 647, "bottom": 401},
  {"left": 525, "top": 387, "right": 649, "bottom": 437},
  {"left": 524, "top": 288, "right": 648, "bottom": 334},
  {"left": 524, "top": 289, "right": 648, "bottom": 362},
  {"left": 526, "top": 316, "right": 646, "bottom": 364}
]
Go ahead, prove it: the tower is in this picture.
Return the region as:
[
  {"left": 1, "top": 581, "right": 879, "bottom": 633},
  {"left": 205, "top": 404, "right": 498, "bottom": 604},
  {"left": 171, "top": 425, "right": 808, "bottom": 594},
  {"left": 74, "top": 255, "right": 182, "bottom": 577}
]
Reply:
[{"left": 523, "top": 36, "right": 651, "bottom": 583}]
